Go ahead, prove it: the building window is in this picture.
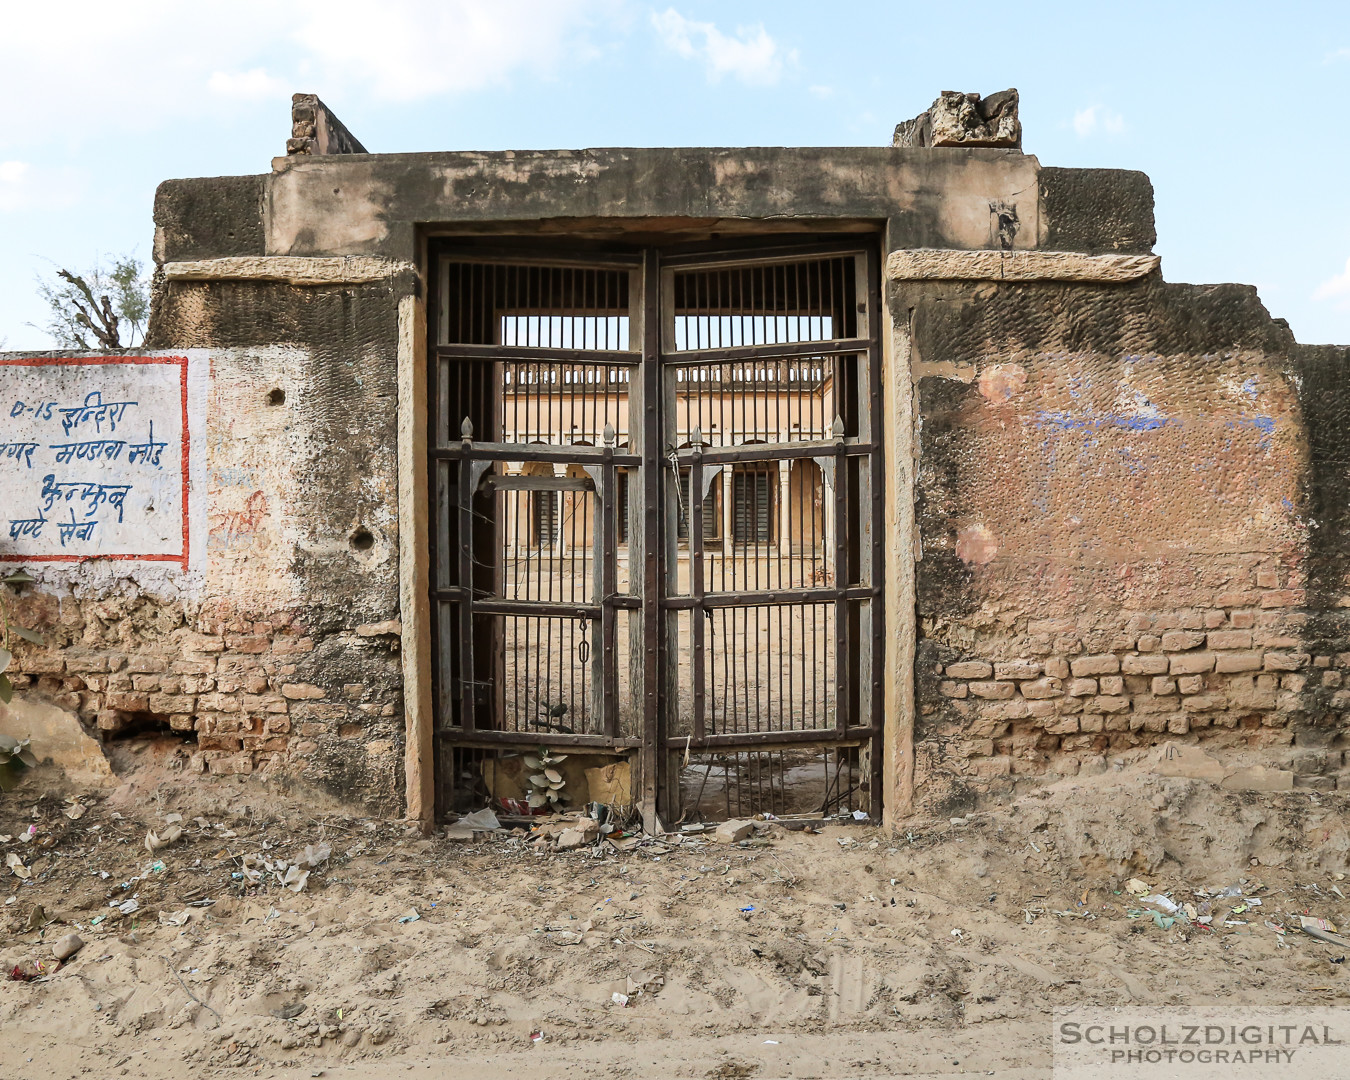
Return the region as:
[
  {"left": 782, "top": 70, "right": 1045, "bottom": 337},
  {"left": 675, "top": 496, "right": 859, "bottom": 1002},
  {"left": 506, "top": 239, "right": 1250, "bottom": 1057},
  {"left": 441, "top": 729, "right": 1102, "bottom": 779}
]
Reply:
[
  {"left": 732, "top": 469, "right": 774, "bottom": 544},
  {"left": 532, "top": 490, "right": 558, "bottom": 549}
]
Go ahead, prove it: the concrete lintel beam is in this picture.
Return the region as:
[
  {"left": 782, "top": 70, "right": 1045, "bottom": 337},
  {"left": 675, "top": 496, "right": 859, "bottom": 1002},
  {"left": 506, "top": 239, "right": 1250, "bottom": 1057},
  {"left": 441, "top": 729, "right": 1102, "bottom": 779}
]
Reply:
[
  {"left": 887, "top": 249, "right": 1160, "bottom": 283},
  {"left": 163, "top": 255, "right": 418, "bottom": 287}
]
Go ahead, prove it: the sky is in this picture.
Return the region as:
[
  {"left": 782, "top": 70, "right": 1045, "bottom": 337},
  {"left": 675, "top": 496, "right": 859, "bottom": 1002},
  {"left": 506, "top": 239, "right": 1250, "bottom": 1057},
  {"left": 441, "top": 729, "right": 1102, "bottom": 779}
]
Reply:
[{"left": 1, "top": 0, "right": 1348, "bottom": 348}]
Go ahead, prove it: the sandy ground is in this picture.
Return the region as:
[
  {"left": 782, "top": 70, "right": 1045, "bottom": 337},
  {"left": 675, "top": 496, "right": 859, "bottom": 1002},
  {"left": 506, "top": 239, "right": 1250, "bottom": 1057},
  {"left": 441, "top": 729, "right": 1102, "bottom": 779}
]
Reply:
[{"left": 2, "top": 736, "right": 1349, "bottom": 1080}]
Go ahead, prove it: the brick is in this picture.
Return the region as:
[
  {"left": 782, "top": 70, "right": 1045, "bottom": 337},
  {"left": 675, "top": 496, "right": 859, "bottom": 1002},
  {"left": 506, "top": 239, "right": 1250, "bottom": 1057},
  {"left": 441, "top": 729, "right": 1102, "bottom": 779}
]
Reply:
[
  {"left": 1092, "top": 695, "right": 1130, "bottom": 714},
  {"left": 1315, "top": 655, "right": 1332, "bottom": 668},
  {"left": 1136, "top": 635, "right": 1160, "bottom": 653},
  {"left": 124, "top": 655, "right": 169, "bottom": 673},
  {"left": 1207, "top": 629, "right": 1253, "bottom": 650},
  {"left": 1230, "top": 610, "right": 1256, "bottom": 629},
  {"left": 131, "top": 675, "right": 162, "bottom": 692},
  {"left": 104, "top": 691, "right": 149, "bottom": 712},
  {"left": 969, "top": 681, "right": 1016, "bottom": 700},
  {"left": 1260, "top": 589, "right": 1305, "bottom": 608},
  {"left": 1215, "top": 651, "right": 1263, "bottom": 673},
  {"left": 66, "top": 654, "right": 111, "bottom": 674},
  {"left": 970, "top": 756, "right": 1013, "bottom": 777},
  {"left": 1255, "top": 570, "right": 1280, "bottom": 588},
  {"left": 271, "top": 636, "right": 316, "bottom": 655},
  {"left": 1215, "top": 590, "right": 1260, "bottom": 609},
  {"left": 1264, "top": 652, "right": 1309, "bottom": 672},
  {"left": 1151, "top": 676, "right": 1177, "bottom": 696},
  {"left": 939, "top": 681, "right": 968, "bottom": 698},
  {"left": 1167, "top": 714, "right": 1191, "bottom": 735},
  {"left": 264, "top": 715, "right": 291, "bottom": 734},
  {"left": 946, "top": 661, "right": 992, "bottom": 679},
  {"left": 1044, "top": 716, "right": 1080, "bottom": 735},
  {"left": 1281, "top": 673, "right": 1306, "bottom": 692},
  {"left": 207, "top": 752, "right": 253, "bottom": 775},
  {"left": 180, "top": 674, "right": 216, "bottom": 694},
  {"left": 1099, "top": 675, "right": 1124, "bottom": 695},
  {"left": 1066, "top": 678, "right": 1097, "bottom": 697},
  {"left": 18, "top": 652, "right": 65, "bottom": 674},
  {"left": 1020, "top": 676, "right": 1063, "bottom": 700},
  {"left": 197, "top": 734, "right": 242, "bottom": 752},
  {"left": 1122, "top": 654, "right": 1169, "bottom": 676},
  {"left": 1323, "top": 670, "right": 1343, "bottom": 688},
  {"left": 1169, "top": 652, "right": 1215, "bottom": 675},
  {"left": 979, "top": 700, "right": 1030, "bottom": 720},
  {"left": 148, "top": 693, "right": 196, "bottom": 714},
  {"left": 1177, "top": 675, "right": 1204, "bottom": 695},
  {"left": 1160, "top": 631, "right": 1205, "bottom": 652},
  {"left": 170, "top": 713, "right": 196, "bottom": 731},
  {"left": 292, "top": 703, "right": 346, "bottom": 720},
  {"left": 995, "top": 660, "right": 1041, "bottom": 680},
  {"left": 1070, "top": 655, "right": 1119, "bottom": 677},
  {"left": 1078, "top": 714, "right": 1105, "bottom": 733},
  {"left": 1041, "top": 658, "right": 1069, "bottom": 679},
  {"left": 1025, "top": 699, "right": 1057, "bottom": 717}
]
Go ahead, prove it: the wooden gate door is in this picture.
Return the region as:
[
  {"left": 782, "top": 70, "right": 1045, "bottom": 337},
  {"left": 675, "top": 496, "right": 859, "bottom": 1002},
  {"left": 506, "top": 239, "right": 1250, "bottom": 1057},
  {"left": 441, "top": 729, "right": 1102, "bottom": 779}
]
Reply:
[{"left": 429, "top": 239, "right": 882, "bottom": 826}]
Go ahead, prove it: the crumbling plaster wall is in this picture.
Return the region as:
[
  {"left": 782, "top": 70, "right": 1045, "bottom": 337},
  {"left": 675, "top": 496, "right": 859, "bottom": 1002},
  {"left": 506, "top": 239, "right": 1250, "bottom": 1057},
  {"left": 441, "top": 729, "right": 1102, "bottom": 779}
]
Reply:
[
  {"left": 906, "top": 272, "right": 1350, "bottom": 814},
  {"left": 3, "top": 281, "right": 405, "bottom": 812}
]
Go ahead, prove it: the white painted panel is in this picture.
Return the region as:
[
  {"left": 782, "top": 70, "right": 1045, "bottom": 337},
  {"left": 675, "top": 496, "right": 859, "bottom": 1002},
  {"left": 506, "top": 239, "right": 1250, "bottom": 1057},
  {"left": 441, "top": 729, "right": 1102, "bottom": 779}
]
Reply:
[{"left": 1, "top": 356, "right": 190, "bottom": 565}]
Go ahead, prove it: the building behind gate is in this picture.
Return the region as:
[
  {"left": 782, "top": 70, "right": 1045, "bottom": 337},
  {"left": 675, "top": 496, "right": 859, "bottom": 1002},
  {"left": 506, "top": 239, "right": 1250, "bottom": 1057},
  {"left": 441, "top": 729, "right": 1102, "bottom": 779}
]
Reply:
[{"left": 2, "top": 91, "right": 1348, "bottom": 825}]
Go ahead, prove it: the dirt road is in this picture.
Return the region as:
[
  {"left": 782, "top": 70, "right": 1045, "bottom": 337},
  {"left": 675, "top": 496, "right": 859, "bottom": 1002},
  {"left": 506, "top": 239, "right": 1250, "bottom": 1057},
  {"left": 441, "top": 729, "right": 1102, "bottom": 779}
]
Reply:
[{"left": 2, "top": 739, "right": 1348, "bottom": 1079}]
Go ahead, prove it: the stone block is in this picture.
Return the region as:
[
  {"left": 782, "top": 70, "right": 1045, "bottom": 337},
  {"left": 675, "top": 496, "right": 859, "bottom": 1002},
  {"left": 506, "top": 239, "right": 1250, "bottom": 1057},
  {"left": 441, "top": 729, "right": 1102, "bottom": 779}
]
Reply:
[
  {"left": 1208, "top": 630, "right": 1253, "bottom": 650},
  {"left": 939, "top": 681, "right": 968, "bottom": 698},
  {"left": 281, "top": 682, "right": 326, "bottom": 700},
  {"left": 1182, "top": 693, "right": 1225, "bottom": 711},
  {"left": 946, "top": 661, "right": 992, "bottom": 679},
  {"left": 1091, "top": 695, "right": 1130, "bottom": 714},
  {"left": 1260, "top": 589, "right": 1304, "bottom": 608},
  {"left": 1221, "top": 765, "right": 1294, "bottom": 792},
  {"left": 1044, "top": 716, "right": 1079, "bottom": 735},
  {"left": 1066, "top": 678, "right": 1097, "bottom": 697},
  {"left": 1122, "top": 654, "right": 1169, "bottom": 676},
  {"left": 1070, "top": 655, "right": 1119, "bottom": 677},
  {"left": 1169, "top": 652, "right": 1215, "bottom": 675},
  {"left": 1099, "top": 675, "right": 1124, "bottom": 695},
  {"left": 1043, "top": 658, "right": 1070, "bottom": 679},
  {"left": 207, "top": 752, "right": 253, "bottom": 775},
  {"left": 1215, "top": 652, "right": 1263, "bottom": 673},
  {"left": 1025, "top": 699, "right": 1057, "bottom": 717},
  {"left": 104, "top": 691, "right": 148, "bottom": 713},
  {"left": 1078, "top": 714, "right": 1104, "bottom": 733},
  {"left": 1136, "top": 635, "right": 1160, "bottom": 653},
  {"left": 1151, "top": 676, "right": 1177, "bottom": 696},
  {"left": 1160, "top": 631, "right": 1204, "bottom": 652},
  {"left": 148, "top": 693, "right": 196, "bottom": 715},
  {"left": 1020, "top": 676, "right": 1063, "bottom": 700},
  {"left": 1230, "top": 610, "right": 1256, "bottom": 629},
  {"left": 1177, "top": 675, "right": 1204, "bottom": 695},
  {"left": 969, "top": 681, "right": 1015, "bottom": 700},
  {"left": 1263, "top": 652, "right": 1309, "bottom": 672},
  {"left": 996, "top": 660, "right": 1041, "bottom": 679}
]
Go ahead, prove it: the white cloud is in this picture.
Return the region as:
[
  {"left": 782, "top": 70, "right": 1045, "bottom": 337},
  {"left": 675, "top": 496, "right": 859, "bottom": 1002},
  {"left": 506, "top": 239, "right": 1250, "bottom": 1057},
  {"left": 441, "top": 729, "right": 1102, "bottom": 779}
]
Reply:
[
  {"left": 208, "top": 68, "right": 290, "bottom": 102},
  {"left": 0, "top": 1, "right": 618, "bottom": 147},
  {"left": 1072, "top": 104, "right": 1125, "bottom": 138},
  {"left": 1313, "top": 256, "right": 1350, "bottom": 310},
  {"left": 0, "top": 160, "right": 85, "bottom": 212},
  {"left": 651, "top": 8, "right": 793, "bottom": 85}
]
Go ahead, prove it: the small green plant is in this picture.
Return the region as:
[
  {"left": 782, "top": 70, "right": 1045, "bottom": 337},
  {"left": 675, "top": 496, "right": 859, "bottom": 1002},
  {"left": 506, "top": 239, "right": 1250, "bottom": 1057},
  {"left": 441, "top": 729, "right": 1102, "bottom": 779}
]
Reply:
[{"left": 1, "top": 570, "right": 44, "bottom": 706}]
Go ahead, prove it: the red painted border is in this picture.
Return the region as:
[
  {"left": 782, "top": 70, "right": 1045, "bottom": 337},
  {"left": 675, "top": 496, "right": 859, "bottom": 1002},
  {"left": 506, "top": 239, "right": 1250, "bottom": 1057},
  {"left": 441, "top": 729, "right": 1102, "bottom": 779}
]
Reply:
[{"left": 0, "top": 355, "right": 191, "bottom": 569}]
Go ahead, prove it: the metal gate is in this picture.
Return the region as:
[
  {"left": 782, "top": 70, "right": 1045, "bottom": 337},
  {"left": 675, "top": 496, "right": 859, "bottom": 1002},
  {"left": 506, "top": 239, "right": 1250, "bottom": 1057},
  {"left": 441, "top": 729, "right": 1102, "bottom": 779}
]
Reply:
[{"left": 429, "top": 238, "right": 883, "bottom": 827}]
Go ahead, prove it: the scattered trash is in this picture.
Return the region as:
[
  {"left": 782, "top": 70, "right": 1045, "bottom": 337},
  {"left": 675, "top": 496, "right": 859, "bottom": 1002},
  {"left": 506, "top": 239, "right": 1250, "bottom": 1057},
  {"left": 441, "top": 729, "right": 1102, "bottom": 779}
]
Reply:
[
  {"left": 1301, "top": 915, "right": 1339, "bottom": 934},
  {"left": 529, "top": 1030, "right": 545, "bottom": 1044},
  {"left": 113, "top": 899, "right": 139, "bottom": 915},
  {"left": 1125, "top": 879, "right": 1150, "bottom": 896},
  {"left": 24, "top": 904, "right": 47, "bottom": 931},
  {"left": 159, "top": 910, "right": 191, "bottom": 927},
  {"left": 545, "top": 930, "right": 584, "bottom": 946},
  {"left": 397, "top": 909, "right": 421, "bottom": 924},
  {"left": 739, "top": 906, "right": 756, "bottom": 913},
  {"left": 611, "top": 991, "right": 630, "bottom": 1007},
  {"left": 1300, "top": 916, "right": 1350, "bottom": 949},
  {"left": 63, "top": 801, "right": 87, "bottom": 821},
  {"left": 764, "top": 1040, "right": 780, "bottom": 1045},
  {"left": 51, "top": 933, "right": 83, "bottom": 961},
  {"left": 144, "top": 824, "right": 183, "bottom": 853},
  {"left": 1140, "top": 894, "right": 1179, "bottom": 914},
  {"left": 852, "top": 810, "right": 870, "bottom": 821},
  {"left": 6, "top": 852, "right": 30, "bottom": 879},
  {"left": 1150, "top": 911, "right": 1177, "bottom": 930},
  {"left": 3, "top": 895, "right": 14, "bottom": 906}
]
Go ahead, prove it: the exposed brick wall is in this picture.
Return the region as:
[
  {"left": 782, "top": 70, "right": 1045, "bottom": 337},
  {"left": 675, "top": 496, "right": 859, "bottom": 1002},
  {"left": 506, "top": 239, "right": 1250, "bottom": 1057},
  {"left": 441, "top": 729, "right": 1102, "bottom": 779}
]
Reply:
[{"left": 6, "top": 597, "right": 402, "bottom": 796}]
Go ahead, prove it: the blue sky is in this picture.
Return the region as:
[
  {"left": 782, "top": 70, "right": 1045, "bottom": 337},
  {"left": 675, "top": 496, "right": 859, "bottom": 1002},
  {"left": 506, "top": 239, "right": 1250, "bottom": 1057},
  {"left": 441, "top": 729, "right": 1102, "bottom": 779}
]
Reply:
[{"left": 2, "top": 1, "right": 1348, "bottom": 348}]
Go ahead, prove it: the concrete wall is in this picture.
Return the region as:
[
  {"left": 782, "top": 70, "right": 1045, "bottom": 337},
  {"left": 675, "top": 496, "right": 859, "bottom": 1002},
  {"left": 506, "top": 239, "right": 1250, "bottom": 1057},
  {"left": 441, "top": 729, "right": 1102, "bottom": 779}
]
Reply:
[{"left": 2, "top": 140, "right": 1342, "bottom": 822}]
